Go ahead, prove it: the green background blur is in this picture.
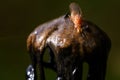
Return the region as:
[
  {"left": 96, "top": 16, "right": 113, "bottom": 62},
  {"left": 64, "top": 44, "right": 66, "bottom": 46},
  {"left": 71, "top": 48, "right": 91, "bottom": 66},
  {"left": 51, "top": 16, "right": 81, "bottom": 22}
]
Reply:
[{"left": 0, "top": 0, "right": 120, "bottom": 80}]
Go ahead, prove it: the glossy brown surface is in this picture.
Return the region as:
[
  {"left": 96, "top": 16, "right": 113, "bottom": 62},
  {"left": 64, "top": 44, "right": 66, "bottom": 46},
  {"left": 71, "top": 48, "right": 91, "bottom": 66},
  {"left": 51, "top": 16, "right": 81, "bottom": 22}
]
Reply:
[{"left": 27, "top": 2, "right": 111, "bottom": 80}]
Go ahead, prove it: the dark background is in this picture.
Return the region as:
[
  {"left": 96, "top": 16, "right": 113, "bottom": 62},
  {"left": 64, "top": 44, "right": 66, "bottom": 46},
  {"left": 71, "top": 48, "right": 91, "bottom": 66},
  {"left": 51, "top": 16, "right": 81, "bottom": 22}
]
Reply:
[{"left": 0, "top": 0, "right": 120, "bottom": 80}]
